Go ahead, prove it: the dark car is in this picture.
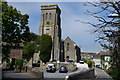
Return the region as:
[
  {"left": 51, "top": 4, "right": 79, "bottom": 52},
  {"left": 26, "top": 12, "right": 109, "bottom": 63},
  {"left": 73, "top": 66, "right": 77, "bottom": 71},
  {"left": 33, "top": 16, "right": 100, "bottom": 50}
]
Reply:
[
  {"left": 46, "top": 64, "right": 56, "bottom": 72},
  {"left": 79, "top": 60, "right": 84, "bottom": 64},
  {"left": 59, "top": 66, "right": 68, "bottom": 73},
  {"left": 67, "top": 60, "right": 73, "bottom": 62},
  {"left": 96, "top": 65, "right": 100, "bottom": 68}
]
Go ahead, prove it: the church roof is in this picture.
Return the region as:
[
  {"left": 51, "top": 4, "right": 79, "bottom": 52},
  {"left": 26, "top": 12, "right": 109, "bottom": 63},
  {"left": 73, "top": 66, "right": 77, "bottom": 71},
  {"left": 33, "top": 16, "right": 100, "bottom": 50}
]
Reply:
[{"left": 64, "top": 36, "right": 80, "bottom": 48}]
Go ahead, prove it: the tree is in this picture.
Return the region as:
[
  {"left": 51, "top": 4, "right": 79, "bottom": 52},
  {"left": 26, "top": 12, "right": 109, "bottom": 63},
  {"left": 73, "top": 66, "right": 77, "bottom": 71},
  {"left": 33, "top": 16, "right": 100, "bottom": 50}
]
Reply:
[
  {"left": 28, "top": 32, "right": 38, "bottom": 42},
  {"left": 23, "top": 42, "right": 36, "bottom": 61},
  {"left": 22, "top": 32, "right": 38, "bottom": 61},
  {"left": 2, "top": 2, "right": 30, "bottom": 61},
  {"left": 37, "top": 34, "right": 52, "bottom": 63},
  {"left": 15, "top": 59, "right": 23, "bottom": 72},
  {"left": 2, "top": 2, "right": 30, "bottom": 45},
  {"left": 82, "top": 1, "right": 120, "bottom": 79}
]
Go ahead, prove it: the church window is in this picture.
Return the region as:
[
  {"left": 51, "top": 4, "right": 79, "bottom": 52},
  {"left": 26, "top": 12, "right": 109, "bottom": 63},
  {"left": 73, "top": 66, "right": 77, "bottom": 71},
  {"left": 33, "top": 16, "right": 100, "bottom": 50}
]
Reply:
[
  {"left": 43, "top": 14, "right": 44, "bottom": 20},
  {"left": 49, "top": 13, "right": 51, "bottom": 20},
  {"left": 46, "top": 29, "right": 49, "bottom": 30},
  {"left": 47, "top": 21, "right": 50, "bottom": 25},
  {"left": 67, "top": 43, "right": 69, "bottom": 51},
  {"left": 46, "top": 13, "right": 48, "bottom": 20}
]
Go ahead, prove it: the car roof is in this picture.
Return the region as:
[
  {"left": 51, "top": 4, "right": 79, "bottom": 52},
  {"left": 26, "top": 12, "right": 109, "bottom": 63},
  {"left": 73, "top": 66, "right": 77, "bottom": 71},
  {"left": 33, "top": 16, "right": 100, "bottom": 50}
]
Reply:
[
  {"left": 47, "top": 64, "right": 55, "bottom": 66},
  {"left": 80, "top": 60, "right": 84, "bottom": 62},
  {"left": 60, "top": 66, "right": 66, "bottom": 67}
]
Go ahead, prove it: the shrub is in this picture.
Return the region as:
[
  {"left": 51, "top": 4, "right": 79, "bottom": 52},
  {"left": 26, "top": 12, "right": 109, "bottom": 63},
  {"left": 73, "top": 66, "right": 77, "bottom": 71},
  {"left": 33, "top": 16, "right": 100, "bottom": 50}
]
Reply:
[
  {"left": 15, "top": 59, "right": 23, "bottom": 70},
  {"left": 6, "top": 61, "right": 12, "bottom": 68},
  {"left": 83, "top": 59, "right": 92, "bottom": 68},
  {"left": 107, "top": 66, "right": 119, "bottom": 80}
]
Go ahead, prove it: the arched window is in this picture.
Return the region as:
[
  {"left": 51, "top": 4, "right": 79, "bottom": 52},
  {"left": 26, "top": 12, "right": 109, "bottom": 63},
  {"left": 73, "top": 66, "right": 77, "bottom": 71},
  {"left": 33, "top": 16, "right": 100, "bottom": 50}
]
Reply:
[
  {"left": 45, "top": 13, "right": 48, "bottom": 20},
  {"left": 49, "top": 13, "right": 51, "bottom": 20},
  {"left": 67, "top": 43, "right": 69, "bottom": 51}
]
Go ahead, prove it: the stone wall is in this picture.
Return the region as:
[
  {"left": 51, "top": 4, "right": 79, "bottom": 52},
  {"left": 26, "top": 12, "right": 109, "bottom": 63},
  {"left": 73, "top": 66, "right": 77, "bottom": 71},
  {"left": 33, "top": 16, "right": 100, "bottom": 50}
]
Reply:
[
  {"left": 27, "top": 67, "right": 44, "bottom": 79},
  {"left": 65, "top": 68, "right": 95, "bottom": 80}
]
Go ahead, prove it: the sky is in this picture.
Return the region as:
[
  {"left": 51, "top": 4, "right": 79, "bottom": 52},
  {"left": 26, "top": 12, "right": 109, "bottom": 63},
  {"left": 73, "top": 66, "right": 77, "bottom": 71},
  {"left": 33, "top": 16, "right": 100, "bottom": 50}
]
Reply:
[{"left": 7, "top": 2, "right": 103, "bottom": 53}]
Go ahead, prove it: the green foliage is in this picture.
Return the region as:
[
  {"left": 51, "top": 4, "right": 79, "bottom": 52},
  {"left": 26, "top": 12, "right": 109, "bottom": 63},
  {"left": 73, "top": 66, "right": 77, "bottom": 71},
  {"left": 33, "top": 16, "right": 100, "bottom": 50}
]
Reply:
[
  {"left": 6, "top": 61, "right": 12, "bottom": 68},
  {"left": 2, "top": 2, "right": 30, "bottom": 45},
  {"left": 107, "top": 66, "right": 120, "bottom": 80},
  {"left": 83, "top": 59, "right": 92, "bottom": 68},
  {"left": 28, "top": 32, "right": 38, "bottom": 42},
  {"left": 23, "top": 42, "right": 36, "bottom": 61},
  {"left": 2, "top": 2, "right": 31, "bottom": 62},
  {"left": 2, "top": 45, "right": 10, "bottom": 62},
  {"left": 37, "top": 34, "right": 52, "bottom": 63},
  {"left": 15, "top": 59, "right": 23, "bottom": 70}
]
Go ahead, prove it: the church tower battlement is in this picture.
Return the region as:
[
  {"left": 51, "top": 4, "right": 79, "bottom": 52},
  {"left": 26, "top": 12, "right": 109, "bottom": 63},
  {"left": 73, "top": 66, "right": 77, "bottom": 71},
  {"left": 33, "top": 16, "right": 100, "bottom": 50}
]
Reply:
[{"left": 39, "top": 4, "right": 61, "bottom": 61}]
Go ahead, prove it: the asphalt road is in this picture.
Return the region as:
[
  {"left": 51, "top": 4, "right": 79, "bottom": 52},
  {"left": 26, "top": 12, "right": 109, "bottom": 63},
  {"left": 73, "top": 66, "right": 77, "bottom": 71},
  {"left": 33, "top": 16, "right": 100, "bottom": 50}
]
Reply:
[
  {"left": 39, "top": 63, "right": 89, "bottom": 80},
  {"left": 41, "top": 67, "right": 89, "bottom": 80},
  {"left": 95, "top": 68, "right": 113, "bottom": 79},
  {"left": 2, "top": 63, "right": 89, "bottom": 80}
]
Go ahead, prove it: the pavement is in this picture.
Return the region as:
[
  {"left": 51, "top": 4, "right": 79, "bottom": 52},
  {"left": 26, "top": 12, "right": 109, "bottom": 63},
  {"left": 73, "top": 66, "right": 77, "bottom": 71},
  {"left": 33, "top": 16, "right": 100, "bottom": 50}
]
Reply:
[
  {"left": 2, "top": 71, "right": 38, "bottom": 80},
  {"left": 95, "top": 68, "right": 113, "bottom": 79}
]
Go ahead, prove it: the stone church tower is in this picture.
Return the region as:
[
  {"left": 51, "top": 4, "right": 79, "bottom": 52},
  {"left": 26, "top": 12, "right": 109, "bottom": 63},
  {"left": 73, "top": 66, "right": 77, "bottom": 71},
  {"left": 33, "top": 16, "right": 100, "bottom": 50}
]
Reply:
[{"left": 39, "top": 5, "right": 61, "bottom": 61}]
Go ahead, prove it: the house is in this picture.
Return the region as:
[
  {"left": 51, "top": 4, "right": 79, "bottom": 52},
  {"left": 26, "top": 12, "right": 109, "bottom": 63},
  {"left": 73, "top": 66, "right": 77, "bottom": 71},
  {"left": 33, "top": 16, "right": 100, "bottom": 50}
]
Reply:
[
  {"left": 101, "top": 51, "right": 111, "bottom": 71},
  {"left": 64, "top": 36, "right": 81, "bottom": 62},
  {"left": 81, "top": 52, "right": 94, "bottom": 60},
  {"left": 93, "top": 51, "right": 112, "bottom": 70}
]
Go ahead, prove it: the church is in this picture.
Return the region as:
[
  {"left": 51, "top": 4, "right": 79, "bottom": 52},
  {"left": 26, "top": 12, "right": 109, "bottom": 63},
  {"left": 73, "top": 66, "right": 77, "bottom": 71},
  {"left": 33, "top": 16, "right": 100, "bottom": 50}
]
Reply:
[{"left": 39, "top": 4, "right": 81, "bottom": 62}]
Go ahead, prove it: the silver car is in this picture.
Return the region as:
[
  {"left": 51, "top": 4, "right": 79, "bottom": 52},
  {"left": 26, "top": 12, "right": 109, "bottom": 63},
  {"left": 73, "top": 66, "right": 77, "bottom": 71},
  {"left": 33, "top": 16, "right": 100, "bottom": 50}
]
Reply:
[{"left": 46, "top": 64, "right": 56, "bottom": 72}]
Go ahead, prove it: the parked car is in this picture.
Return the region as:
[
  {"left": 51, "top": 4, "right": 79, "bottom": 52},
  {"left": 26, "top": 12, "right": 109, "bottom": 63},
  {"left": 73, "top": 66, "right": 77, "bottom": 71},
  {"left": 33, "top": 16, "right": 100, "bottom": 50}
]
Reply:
[
  {"left": 79, "top": 60, "right": 84, "bottom": 64},
  {"left": 96, "top": 65, "right": 100, "bottom": 68},
  {"left": 59, "top": 66, "right": 68, "bottom": 73},
  {"left": 67, "top": 60, "right": 73, "bottom": 62},
  {"left": 46, "top": 64, "right": 56, "bottom": 72}
]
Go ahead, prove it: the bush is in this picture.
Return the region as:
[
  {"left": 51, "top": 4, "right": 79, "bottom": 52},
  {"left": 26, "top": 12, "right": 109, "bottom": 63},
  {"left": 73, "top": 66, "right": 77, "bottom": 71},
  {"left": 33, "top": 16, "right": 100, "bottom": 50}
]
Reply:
[
  {"left": 15, "top": 59, "right": 23, "bottom": 70},
  {"left": 107, "top": 66, "right": 120, "bottom": 80},
  {"left": 6, "top": 61, "right": 12, "bottom": 68},
  {"left": 83, "top": 59, "right": 92, "bottom": 68}
]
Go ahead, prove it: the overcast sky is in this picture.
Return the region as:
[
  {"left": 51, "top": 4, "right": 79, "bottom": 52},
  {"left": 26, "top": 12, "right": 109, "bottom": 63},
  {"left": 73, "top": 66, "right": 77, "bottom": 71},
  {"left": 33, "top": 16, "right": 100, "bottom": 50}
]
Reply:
[{"left": 7, "top": 2, "right": 103, "bottom": 53}]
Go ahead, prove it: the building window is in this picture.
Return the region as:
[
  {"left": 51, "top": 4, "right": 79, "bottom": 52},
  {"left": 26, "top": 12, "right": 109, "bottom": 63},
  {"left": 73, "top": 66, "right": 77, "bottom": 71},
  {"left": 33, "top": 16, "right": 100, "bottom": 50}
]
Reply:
[
  {"left": 46, "top": 29, "right": 49, "bottom": 30},
  {"left": 49, "top": 13, "right": 51, "bottom": 20},
  {"left": 67, "top": 43, "right": 69, "bottom": 51},
  {"left": 45, "top": 13, "right": 48, "bottom": 20},
  {"left": 47, "top": 21, "right": 50, "bottom": 25},
  {"left": 106, "top": 57, "right": 109, "bottom": 62}
]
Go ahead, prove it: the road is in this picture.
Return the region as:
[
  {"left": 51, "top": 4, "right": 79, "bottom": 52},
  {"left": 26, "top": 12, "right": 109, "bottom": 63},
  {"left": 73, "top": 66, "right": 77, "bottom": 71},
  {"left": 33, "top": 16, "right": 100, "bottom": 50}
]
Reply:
[
  {"left": 40, "top": 64, "right": 89, "bottom": 80},
  {"left": 2, "top": 63, "right": 89, "bottom": 80},
  {"left": 95, "top": 68, "right": 113, "bottom": 79}
]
